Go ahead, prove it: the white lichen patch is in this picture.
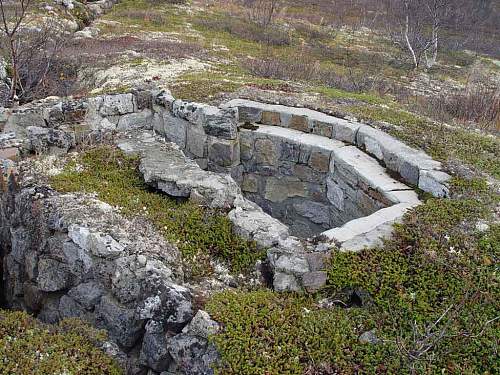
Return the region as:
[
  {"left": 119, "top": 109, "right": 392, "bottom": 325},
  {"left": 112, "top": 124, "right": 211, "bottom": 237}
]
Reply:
[{"left": 89, "top": 58, "right": 210, "bottom": 94}]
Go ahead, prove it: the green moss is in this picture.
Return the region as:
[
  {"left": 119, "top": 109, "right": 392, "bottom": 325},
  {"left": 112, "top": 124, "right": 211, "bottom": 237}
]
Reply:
[
  {"left": 207, "top": 178, "right": 499, "bottom": 374},
  {"left": 171, "top": 70, "right": 243, "bottom": 101},
  {"left": 0, "top": 310, "right": 122, "bottom": 374},
  {"left": 102, "top": 0, "right": 191, "bottom": 33},
  {"left": 313, "top": 86, "right": 390, "bottom": 105},
  {"left": 50, "top": 147, "right": 264, "bottom": 279},
  {"left": 207, "top": 290, "right": 393, "bottom": 374},
  {"left": 325, "top": 187, "right": 499, "bottom": 373}
]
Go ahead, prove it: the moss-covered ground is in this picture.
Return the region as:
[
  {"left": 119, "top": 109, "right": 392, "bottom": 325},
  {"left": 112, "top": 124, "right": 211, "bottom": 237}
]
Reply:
[
  {"left": 207, "top": 178, "right": 499, "bottom": 374},
  {"left": 50, "top": 147, "right": 264, "bottom": 279},
  {"left": 0, "top": 310, "right": 122, "bottom": 374}
]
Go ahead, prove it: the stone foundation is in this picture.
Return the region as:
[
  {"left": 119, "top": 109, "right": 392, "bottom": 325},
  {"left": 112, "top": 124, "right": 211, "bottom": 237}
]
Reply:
[{"left": 1, "top": 89, "right": 451, "bottom": 297}]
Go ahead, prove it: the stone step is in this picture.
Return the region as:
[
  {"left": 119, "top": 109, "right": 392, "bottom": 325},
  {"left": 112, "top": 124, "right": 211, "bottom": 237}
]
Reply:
[
  {"left": 246, "top": 125, "right": 417, "bottom": 205},
  {"left": 320, "top": 202, "right": 420, "bottom": 251},
  {"left": 116, "top": 131, "right": 241, "bottom": 209},
  {"left": 225, "top": 99, "right": 451, "bottom": 197},
  {"left": 225, "top": 98, "right": 361, "bottom": 144},
  {"left": 245, "top": 123, "right": 346, "bottom": 151}
]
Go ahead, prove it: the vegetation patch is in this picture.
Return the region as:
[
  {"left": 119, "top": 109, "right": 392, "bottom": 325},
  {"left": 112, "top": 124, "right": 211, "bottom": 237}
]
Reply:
[
  {"left": 314, "top": 86, "right": 389, "bottom": 105},
  {"left": 207, "top": 290, "right": 388, "bottom": 374},
  {"left": 207, "top": 178, "right": 499, "bottom": 374},
  {"left": 50, "top": 147, "right": 264, "bottom": 279},
  {"left": 0, "top": 310, "right": 122, "bottom": 375}
]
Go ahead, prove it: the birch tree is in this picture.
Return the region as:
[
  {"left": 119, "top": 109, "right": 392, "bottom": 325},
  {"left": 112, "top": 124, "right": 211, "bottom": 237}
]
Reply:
[
  {"left": 0, "top": 0, "right": 32, "bottom": 99},
  {"left": 386, "top": 0, "right": 455, "bottom": 69}
]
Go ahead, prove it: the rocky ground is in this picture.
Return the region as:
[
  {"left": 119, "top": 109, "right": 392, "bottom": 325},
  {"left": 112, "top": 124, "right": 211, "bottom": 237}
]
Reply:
[{"left": 0, "top": 1, "right": 499, "bottom": 375}]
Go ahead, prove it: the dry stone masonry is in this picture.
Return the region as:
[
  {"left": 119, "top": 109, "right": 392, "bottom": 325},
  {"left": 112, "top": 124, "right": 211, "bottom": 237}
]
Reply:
[{"left": 0, "top": 88, "right": 452, "bottom": 373}]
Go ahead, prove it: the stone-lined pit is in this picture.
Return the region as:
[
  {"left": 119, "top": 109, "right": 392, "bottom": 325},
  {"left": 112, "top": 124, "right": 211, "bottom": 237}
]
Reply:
[
  {"left": 238, "top": 125, "right": 418, "bottom": 237},
  {"left": 1, "top": 90, "right": 451, "bottom": 293}
]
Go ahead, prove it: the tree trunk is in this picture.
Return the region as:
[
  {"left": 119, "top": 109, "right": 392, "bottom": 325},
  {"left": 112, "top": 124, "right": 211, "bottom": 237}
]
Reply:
[
  {"left": 8, "top": 37, "right": 18, "bottom": 99},
  {"left": 404, "top": 9, "right": 419, "bottom": 69}
]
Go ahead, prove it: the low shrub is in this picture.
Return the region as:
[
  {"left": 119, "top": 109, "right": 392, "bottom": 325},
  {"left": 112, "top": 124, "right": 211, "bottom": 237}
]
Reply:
[
  {"left": 417, "top": 85, "right": 500, "bottom": 131},
  {"left": 242, "top": 53, "right": 320, "bottom": 81},
  {"left": 196, "top": 15, "right": 291, "bottom": 46},
  {"left": 0, "top": 310, "right": 122, "bottom": 374},
  {"left": 206, "top": 178, "right": 499, "bottom": 374}
]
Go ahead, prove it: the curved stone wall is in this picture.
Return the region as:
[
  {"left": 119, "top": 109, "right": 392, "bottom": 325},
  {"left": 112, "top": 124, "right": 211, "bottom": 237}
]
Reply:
[{"left": 1, "top": 88, "right": 451, "bottom": 296}]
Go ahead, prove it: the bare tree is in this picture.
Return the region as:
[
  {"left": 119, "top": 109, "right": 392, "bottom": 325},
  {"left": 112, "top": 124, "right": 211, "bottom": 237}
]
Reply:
[
  {"left": 0, "top": 0, "right": 70, "bottom": 103},
  {"left": 0, "top": 0, "right": 32, "bottom": 99},
  {"left": 385, "top": 0, "right": 457, "bottom": 69},
  {"left": 244, "top": 0, "right": 282, "bottom": 28}
]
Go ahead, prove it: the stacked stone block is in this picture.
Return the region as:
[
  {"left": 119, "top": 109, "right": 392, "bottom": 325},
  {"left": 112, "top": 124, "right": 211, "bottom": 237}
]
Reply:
[{"left": 224, "top": 99, "right": 451, "bottom": 198}]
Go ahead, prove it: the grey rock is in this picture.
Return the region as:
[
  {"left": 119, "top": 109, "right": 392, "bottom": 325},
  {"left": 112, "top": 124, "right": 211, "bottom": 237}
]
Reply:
[
  {"left": 62, "top": 241, "right": 93, "bottom": 281},
  {"left": 272, "top": 271, "right": 300, "bottom": 292},
  {"left": 96, "top": 295, "right": 144, "bottom": 349},
  {"left": 99, "top": 93, "right": 135, "bottom": 116},
  {"left": 68, "top": 282, "right": 103, "bottom": 310},
  {"left": 118, "top": 133, "right": 241, "bottom": 209},
  {"left": 23, "top": 282, "right": 43, "bottom": 311},
  {"left": 111, "top": 256, "right": 142, "bottom": 304},
  {"left": 229, "top": 206, "right": 289, "bottom": 248},
  {"left": 186, "top": 124, "right": 207, "bottom": 158},
  {"left": 37, "top": 258, "right": 72, "bottom": 292},
  {"left": 168, "top": 334, "right": 219, "bottom": 375},
  {"left": 268, "top": 249, "right": 310, "bottom": 274},
  {"left": 117, "top": 110, "right": 153, "bottom": 131},
  {"left": 199, "top": 106, "right": 238, "bottom": 140},
  {"left": 37, "top": 297, "right": 61, "bottom": 324},
  {"left": 418, "top": 169, "right": 450, "bottom": 198},
  {"left": 163, "top": 113, "right": 188, "bottom": 149},
  {"left": 59, "top": 295, "right": 86, "bottom": 319},
  {"left": 301, "top": 271, "right": 327, "bottom": 292},
  {"left": 293, "top": 201, "right": 330, "bottom": 225},
  {"left": 359, "top": 329, "right": 380, "bottom": 344},
  {"left": 140, "top": 331, "right": 172, "bottom": 372},
  {"left": 182, "top": 310, "right": 219, "bottom": 339},
  {"left": 27, "top": 126, "right": 74, "bottom": 154},
  {"left": 137, "top": 282, "right": 193, "bottom": 332},
  {"left": 326, "top": 177, "right": 344, "bottom": 210},
  {"left": 208, "top": 137, "right": 240, "bottom": 167},
  {"left": 68, "top": 225, "right": 124, "bottom": 259}
]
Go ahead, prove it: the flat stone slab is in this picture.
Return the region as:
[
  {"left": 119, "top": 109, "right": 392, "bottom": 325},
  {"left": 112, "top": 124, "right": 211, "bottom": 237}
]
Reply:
[
  {"left": 356, "top": 126, "right": 444, "bottom": 187},
  {"left": 333, "top": 146, "right": 410, "bottom": 191},
  {"left": 247, "top": 124, "right": 346, "bottom": 151},
  {"left": 229, "top": 206, "right": 289, "bottom": 248},
  {"left": 117, "top": 131, "right": 290, "bottom": 248},
  {"left": 224, "top": 99, "right": 361, "bottom": 143},
  {"left": 117, "top": 132, "right": 241, "bottom": 209},
  {"left": 321, "top": 202, "right": 421, "bottom": 251}
]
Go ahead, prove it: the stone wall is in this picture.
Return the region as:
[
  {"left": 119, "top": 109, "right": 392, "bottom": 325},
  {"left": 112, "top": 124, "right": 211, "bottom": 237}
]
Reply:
[
  {"left": 0, "top": 177, "right": 219, "bottom": 374},
  {"left": 0, "top": 88, "right": 451, "bottom": 296},
  {"left": 223, "top": 99, "right": 451, "bottom": 198}
]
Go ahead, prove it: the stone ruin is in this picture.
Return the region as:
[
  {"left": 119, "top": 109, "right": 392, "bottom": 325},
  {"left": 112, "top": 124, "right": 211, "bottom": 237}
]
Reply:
[{"left": 0, "top": 88, "right": 451, "bottom": 374}]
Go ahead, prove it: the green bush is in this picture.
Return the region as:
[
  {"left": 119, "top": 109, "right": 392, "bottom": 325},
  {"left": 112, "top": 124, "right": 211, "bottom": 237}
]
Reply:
[
  {"left": 207, "top": 178, "right": 500, "bottom": 374},
  {"left": 0, "top": 310, "right": 122, "bottom": 375},
  {"left": 207, "top": 290, "right": 396, "bottom": 374}
]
